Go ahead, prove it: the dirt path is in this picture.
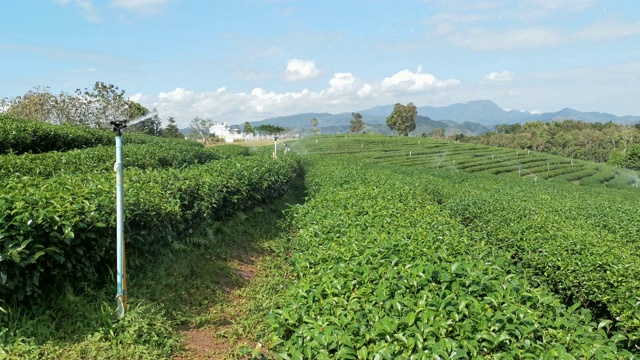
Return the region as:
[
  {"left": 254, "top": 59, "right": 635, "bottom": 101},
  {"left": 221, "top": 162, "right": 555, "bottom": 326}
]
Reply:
[{"left": 174, "top": 252, "right": 265, "bottom": 360}]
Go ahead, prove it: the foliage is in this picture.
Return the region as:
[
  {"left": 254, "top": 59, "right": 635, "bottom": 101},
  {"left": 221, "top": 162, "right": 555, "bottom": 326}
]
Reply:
[
  {"left": 615, "top": 143, "right": 640, "bottom": 170},
  {"left": 244, "top": 121, "right": 255, "bottom": 135},
  {"left": 0, "top": 288, "right": 180, "bottom": 360},
  {"left": 4, "top": 131, "right": 640, "bottom": 358},
  {"left": 264, "top": 149, "right": 637, "bottom": 358},
  {"left": 349, "top": 112, "right": 364, "bottom": 133},
  {"left": 0, "top": 86, "right": 56, "bottom": 123},
  {"left": 162, "top": 117, "right": 182, "bottom": 138},
  {"left": 0, "top": 157, "right": 306, "bottom": 360},
  {"left": 127, "top": 109, "right": 162, "bottom": 136},
  {"left": 429, "top": 127, "right": 446, "bottom": 139},
  {"left": 386, "top": 102, "right": 417, "bottom": 136},
  {"left": 470, "top": 120, "right": 640, "bottom": 168},
  {"left": 310, "top": 117, "right": 320, "bottom": 135},
  {"left": 0, "top": 115, "right": 195, "bottom": 155},
  {"left": 0, "top": 83, "right": 148, "bottom": 129},
  {"left": 0, "top": 149, "right": 301, "bottom": 300},
  {"left": 188, "top": 116, "right": 214, "bottom": 144},
  {"left": 255, "top": 124, "right": 285, "bottom": 135},
  {"left": 0, "top": 142, "right": 250, "bottom": 179}
]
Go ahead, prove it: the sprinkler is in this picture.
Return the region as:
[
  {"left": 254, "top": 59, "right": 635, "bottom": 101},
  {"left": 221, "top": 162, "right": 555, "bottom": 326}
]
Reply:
[
  {"left": 274, "top": 134, "right": 279, "bottom": 159},
  {"left": 111, "top": 120, "right": 127, "bottom": 318}
]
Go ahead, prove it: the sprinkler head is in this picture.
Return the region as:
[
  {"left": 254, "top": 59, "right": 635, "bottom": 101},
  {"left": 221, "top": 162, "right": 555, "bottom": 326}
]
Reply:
[{"left": 110, "top": 121, "right": 127, "bottom": 136}]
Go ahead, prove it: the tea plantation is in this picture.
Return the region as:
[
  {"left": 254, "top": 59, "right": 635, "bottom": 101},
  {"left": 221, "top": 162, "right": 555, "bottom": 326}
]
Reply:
[
  {"left": 1, "top": 122, "right": 639, "bottom": 359},
  {"left": 265, "top": 135, "right": 640, "bottom": 358}
]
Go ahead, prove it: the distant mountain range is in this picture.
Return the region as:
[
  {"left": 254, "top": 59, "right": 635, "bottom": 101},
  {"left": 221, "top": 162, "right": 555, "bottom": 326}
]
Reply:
[{"left": 247, "top": 100, "right": 640, "bottom": 136}]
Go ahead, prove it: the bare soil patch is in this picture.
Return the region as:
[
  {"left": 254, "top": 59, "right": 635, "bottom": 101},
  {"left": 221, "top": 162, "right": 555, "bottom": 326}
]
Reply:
[{"left": 174, "top": 252, "right": 264, "bottom": 360}]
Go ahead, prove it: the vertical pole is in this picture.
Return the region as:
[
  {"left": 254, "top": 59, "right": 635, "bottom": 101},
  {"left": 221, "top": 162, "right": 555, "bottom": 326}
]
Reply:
[
  {"left": 115, "top": 136, "right": 126, "bottom": 318},
  {"left": 274, "top": 137, "right": 278, "bottom": 159}
]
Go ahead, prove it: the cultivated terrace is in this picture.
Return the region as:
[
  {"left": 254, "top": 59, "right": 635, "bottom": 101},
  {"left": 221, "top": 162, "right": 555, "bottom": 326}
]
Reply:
[{"left": 1, "top": 122, "right": 639, "bottom": 359}]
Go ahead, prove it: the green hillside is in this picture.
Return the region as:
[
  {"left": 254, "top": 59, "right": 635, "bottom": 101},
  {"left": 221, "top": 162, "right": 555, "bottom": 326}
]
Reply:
[
  {"left": 264, "top": 135, "right": 640, "bottom": 358},
  {"left": 2, "top": 126, "right": 640, "bottom": 359}
]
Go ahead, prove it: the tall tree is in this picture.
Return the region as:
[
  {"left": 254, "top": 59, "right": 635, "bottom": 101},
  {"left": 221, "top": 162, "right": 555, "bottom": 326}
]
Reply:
[
  {"left": 350, "top": 112, "right": 364, "bottom": 133},
  {"left": 1, "top": 86, "right": 57, "bottom": 122},
  {"left": 1, "top": 83, "right": 148, "bottom": 129},
  {"left": 163, "top": 117, "right": 183, "bottom": 138},
  {"left": 386, "top": 102, "right": 417, "bottom": 136},
  {"left": 189, "top": 117, "right": 214, "bottom": 144},
  {"left": 126, "top": 101, "right": 150, "bottom": 121},
  {"left": 73, "top": 82, "right": 132, "bottom": 129},
  {"left": 311, "top": 117, "right": 320, "bottom": 135},
  {"left": 243, "top": 121, "right": 254, "bottom": 134}
]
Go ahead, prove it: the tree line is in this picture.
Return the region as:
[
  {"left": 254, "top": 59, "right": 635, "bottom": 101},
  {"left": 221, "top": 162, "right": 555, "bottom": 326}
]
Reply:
[
  {"left": 0, "top": 83, "right": 183, "bottom": 138},
  {"left": 463, "top": 120, "right": 640, "bottom": 170},
  {"left": 13, "top": 85, "right": 633, "bottom": 170},
  {"left": 1, "top": 84, "right": 303, "bottom": 144}
]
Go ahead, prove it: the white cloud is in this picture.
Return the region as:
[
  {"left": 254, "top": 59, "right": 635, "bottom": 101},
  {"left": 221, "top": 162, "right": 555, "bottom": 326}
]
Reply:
[
  {"left": 484, "top": 71, "right": 513, "bottom": 83},
  {"left": 109, "top": 0, "right": 173, "bottom": 16},
  {"left": 426, "top": 0, "right": 637, "bottom": 51},
  {"left": 54, "top": 0, "right": 101, "bottom": 22},
  {"left": 446, "top": 20, "right": 640, "bottom": 51},
  {"left": 327, "top": 73, "right": 356, "bottom": 93},
  {"left": 158, "top": 87, "right": 195, "bottom": 101},
  {"left": 576, "top": 21, "right": 640, "bottom": 42},
  {"left": 357, "top": 83, "right": 373, "bottom": 98},
  {"left": 128, "top": 92, "right": 143, "bottom": 103},
  {"left": 143, "top": 68, "right": 457, "bottom": 126},
  {"left": 525, "top": 0, "right": 595, "bottom": 13},
  {"left": 283, "top": 59, "right": 321, "bottom": 82},
  {"left": 381, "top": 66, "right": 460, "bottom": 92},
  {"left": 132, "top": 60, "right": 640, "bottom": 128}
]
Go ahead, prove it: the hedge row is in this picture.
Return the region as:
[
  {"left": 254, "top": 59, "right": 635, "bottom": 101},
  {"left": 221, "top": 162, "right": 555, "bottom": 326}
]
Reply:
[
  {"left": 400, "top": 166, "right": 640, "bottom": 345},
  {"left": 0, "top": 115, "right": 190, "bottom": 154},
  {"left": 266, "top": 156, "right": 635, "bottom": 358},
  {"left": 0, "top": 154, "right": 300, "bottom": 300},
  {"left": 0, "top": 142, "right": 249, "bottom": 178}
]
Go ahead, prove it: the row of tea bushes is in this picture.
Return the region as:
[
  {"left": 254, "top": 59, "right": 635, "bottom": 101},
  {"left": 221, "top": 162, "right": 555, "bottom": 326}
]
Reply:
[
  {"left": 417, "top": 169, "right": 640, "bottom": 344},
  {"left": 0, "top": 154, "right": 300, "bottom": 300},
  {"left": 0, "top": 142, "right": 249, "bottom": 178},
  {"left": 266, "top": 155, "right": 635, "bottom": 358},
  {"left": 0, "top": 115, "right": 191, "bottom": 154}
]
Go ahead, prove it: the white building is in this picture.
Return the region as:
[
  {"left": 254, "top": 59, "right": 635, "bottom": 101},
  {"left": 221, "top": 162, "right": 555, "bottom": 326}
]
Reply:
[{"left": 209, "top": 122, "right": 242, "bottom": 142}]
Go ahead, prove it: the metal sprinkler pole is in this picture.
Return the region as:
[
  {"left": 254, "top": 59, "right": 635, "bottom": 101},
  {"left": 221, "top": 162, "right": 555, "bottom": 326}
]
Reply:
[
  {"left": 111, "top": 121, "right": 127, "bottom": 318},
  {"left": 274, "top": 134, "right": 279, "bottom": 159}
]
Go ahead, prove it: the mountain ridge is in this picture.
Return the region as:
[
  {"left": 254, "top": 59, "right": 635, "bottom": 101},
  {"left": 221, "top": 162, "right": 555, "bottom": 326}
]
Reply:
[{"left": 247, "top": 100, "right": 640, "bottom": 136}]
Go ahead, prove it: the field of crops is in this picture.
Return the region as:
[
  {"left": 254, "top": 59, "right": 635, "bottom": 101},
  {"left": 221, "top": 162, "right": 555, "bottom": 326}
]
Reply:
[
  {"left": 299, "top": 135, "right": 638, "bottom": 189},
  {"left": 262, "top": 134, "right": 640, "bottom": 358},
  {"left": 3, "top": 122, "right": 640, "bottom": 358},
  {"left": 0, "top": 118, "right": 301, "bottom": 301}
]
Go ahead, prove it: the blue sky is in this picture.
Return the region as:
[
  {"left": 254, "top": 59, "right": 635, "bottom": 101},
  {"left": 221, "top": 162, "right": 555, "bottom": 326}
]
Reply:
[{"left": 1, "top": 0, "right": 639, "bottom": 127}]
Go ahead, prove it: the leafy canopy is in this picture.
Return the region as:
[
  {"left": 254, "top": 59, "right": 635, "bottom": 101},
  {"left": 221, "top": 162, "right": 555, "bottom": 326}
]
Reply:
[
  {"left": 243, "top": 121, "right": 254, "bottom": 134},
  {"left": 350, "top": 112, "right": 364, "bottom": 133},
  {"left": 189, "top": 117, "right": 214, "bottom": 144},
  {"left": 310, "top": 117, "right": 320, "bottom": 135},
  {"left": 162, "top": 117, "right": 183, "bottom": 138},
  {"left": 1, "top": 83, "right": 149, "bottom": 129},
  {"left": 255, "top": 124, "right": 285, "bottom": 134},
  {"left": 386, "top": 102, "right": 417, "bottom": 136}
]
